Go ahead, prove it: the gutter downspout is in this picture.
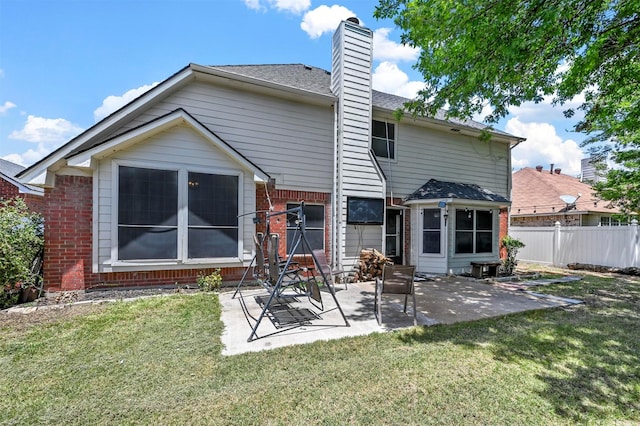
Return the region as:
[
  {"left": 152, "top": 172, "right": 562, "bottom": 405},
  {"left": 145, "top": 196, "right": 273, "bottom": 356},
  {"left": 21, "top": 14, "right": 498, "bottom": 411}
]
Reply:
[{"left": 333, "top": 101, "right": 342, "bottom": 270}]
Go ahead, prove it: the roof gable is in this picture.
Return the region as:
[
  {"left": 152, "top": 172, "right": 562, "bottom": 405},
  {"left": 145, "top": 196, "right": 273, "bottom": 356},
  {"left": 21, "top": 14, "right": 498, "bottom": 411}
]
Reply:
[{"left": 67, "top": 108, "right": 269, "bottom": 182}]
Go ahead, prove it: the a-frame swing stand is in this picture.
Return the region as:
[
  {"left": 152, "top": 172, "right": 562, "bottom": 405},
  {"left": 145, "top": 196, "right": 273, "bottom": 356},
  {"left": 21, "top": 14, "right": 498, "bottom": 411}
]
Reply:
[{"left": 233, "top": 204, "right": 350, "bottom": 342}]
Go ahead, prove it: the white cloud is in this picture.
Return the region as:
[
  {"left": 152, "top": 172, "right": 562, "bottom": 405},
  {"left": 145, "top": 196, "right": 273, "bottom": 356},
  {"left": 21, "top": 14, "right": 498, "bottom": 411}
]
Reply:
[
  {"left": 270, "top": 0, "right": 310, "bottom": 14},
  {"left": 301, "top": 5, "right": 356, "bottom": 39},
  {"left": 507, "top": 117, "right": 585, "bottom": 176},
  {"left": 2, "top": 145, "right": 51, "bottom": 167},
  {"left": 243, "top": 0, "right": 263, "bottom": 11},
  {"left": 243, "top": 0, "right": 310, "bottom": 14},
  {"left": 0, "top": 101, "right": 17, "bottom": 114},
  {"left": 372, "top": 62, "right": 425, "bottom": 99},
  {"left": 0, "top": 69, "right": 4, "bottom": 78},
  {"left": 508, "top": 92, "right": 585, "bottom": 125},
  {"left": 9, "top": 115, "right": 83, "bottom": 144},
  {"left": 5, "top": 114, "right": 84, "bottom": 166},
  {"left": 373, "top": 28, "right": 420, "bottom": 62},
  {"left": 93, "top": 82, "right": 159, "bottom": 122}
]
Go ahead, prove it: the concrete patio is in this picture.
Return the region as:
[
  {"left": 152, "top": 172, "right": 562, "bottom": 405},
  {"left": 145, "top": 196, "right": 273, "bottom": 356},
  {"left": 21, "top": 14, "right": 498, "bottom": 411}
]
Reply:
[{"left": 220, "top": 275, "right": 581, "bottom": 356}]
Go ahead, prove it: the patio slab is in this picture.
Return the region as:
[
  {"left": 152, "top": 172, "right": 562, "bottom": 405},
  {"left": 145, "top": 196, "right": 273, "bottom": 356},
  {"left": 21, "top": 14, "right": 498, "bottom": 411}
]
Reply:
[{"left": 219, "top": 276, "right": 578, "bottom": 356}]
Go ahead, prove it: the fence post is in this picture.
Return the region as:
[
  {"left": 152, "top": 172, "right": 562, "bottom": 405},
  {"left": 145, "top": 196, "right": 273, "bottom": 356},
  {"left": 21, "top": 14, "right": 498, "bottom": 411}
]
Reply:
[
  {"left": 632, "top": 219, "right": 639, "bottom": 268},
  {"left": 553, "top": 221, "right": 562, "bottom": 266}
]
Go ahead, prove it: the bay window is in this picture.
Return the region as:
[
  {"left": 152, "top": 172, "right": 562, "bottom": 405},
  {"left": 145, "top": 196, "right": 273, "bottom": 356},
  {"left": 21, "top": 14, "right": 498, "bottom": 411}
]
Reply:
[
  {"left": 455, "top": 209, "right": 493, "bottom": 254},
  {"left": 422, "top": 208, "right": 442, "bottom": 254}
]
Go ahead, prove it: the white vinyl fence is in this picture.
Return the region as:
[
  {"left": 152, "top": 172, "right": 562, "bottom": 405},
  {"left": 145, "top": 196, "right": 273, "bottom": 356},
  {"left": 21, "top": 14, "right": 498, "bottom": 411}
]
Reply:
[{"left": 510, "top": 220, "right": 639, "bottom": 268}]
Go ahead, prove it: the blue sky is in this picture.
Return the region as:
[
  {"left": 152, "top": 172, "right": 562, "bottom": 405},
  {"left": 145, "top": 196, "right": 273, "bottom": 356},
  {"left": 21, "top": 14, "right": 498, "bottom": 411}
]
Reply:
[{"left": 0, "top": 0, "right": 587, "bottom": 175}]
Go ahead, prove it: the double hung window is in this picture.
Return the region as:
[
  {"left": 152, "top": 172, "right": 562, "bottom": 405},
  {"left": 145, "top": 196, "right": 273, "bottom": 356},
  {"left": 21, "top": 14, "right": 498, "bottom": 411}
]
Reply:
[
  {"left": 286, "top": 203, "right": 325, "bottom": 254},
  {"left": 422, "top": 208, "right": 442, "bottom": 254},
  {"left": 372, "top": 120, "right": 395, "bottom": 159}
]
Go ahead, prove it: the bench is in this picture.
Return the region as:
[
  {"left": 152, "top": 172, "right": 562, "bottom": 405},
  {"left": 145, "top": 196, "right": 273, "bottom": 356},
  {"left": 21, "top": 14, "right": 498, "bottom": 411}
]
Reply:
[{"left": 470, "top": 261, "right": 502, "bottom": 279}]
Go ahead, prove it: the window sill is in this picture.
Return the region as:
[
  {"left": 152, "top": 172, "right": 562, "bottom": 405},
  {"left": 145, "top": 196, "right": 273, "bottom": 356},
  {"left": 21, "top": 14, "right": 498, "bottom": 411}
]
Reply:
[{"left": 101, "top": 258, "right": 246, "bottom": 273}]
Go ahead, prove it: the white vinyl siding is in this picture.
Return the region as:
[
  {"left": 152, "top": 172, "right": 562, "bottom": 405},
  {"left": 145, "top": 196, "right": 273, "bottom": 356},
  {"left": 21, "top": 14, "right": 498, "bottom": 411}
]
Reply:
[
  {"left": 375, "top": 118, "right": 511, "bottom": 198},
  {"left": 332, "top": 21, "right": 385, "bottom": 269},
  {"left": 111, "top": 81, "right": 334, "bottom": 192},
  {"left": 95, "top": 124, "right": 256, "bottom": 272}
]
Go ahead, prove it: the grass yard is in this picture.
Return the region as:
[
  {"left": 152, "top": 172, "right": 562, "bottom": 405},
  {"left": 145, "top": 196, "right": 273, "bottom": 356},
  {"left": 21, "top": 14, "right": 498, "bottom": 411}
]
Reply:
[{"left": 1, "top": 265, "right": 639, "bottom": 425}]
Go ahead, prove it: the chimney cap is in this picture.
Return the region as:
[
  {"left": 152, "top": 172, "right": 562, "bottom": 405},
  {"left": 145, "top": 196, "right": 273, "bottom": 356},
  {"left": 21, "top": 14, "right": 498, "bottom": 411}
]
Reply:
[
  {"left": 535, "top": 165, "right": 543, "bottom": 172},
  {"left": 346, "top": 17, "right": 360, "bottom": 25}
]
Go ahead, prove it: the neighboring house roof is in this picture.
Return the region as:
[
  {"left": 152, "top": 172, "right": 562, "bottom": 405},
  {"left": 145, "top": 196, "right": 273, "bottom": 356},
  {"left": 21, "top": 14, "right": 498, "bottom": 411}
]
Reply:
[
  {"left": 0, "top": 158, "right": 43, "bottom": 195},
  {"left": 511, "top": 167, "right": 619, "bottom": 215},
  {"left": 405, "top": 179, "right": 510, "bottom": 203},
  {"left": 0, "top": 158, "right": 26, "bottom": 177}
]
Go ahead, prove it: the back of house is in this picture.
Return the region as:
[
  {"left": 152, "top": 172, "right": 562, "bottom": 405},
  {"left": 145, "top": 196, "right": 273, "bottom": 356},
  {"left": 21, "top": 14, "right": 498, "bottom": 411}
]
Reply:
[{"left": 17, "top": 18, "right": 523, "bottom": 292}]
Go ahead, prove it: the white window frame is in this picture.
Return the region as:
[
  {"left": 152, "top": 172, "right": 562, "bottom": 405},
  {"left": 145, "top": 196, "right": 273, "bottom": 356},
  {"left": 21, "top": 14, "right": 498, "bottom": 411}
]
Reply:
[
  {"left": 110, "top": 159, "right": 244, "bottom": 268},
  {"left": 371, "top": 120, "right": 396, "bottom": 160},
  {"left": 454, "top": 208, "right": 495, "bottom": 255},
  {"left": 421, "top": 208, "right": 445, "bottom": 257},
  {"left": 286, "top": 202, "right": 325, "bottom": 254}
]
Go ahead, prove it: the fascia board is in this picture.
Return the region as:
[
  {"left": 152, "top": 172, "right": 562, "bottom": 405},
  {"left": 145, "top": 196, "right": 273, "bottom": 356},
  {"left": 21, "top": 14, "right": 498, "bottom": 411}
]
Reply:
[
  {"left": 18, "top": 65, "right": 196, "bottom": 184},
  {"left": 372, "top": 106, "right": 524, "bottom": 146}
]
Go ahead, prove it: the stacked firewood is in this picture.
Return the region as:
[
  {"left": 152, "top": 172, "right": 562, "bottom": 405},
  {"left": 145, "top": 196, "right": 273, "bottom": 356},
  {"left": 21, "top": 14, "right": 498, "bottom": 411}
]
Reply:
[{"left": 354, "top": 248, "right": 393, "bottom": 282}]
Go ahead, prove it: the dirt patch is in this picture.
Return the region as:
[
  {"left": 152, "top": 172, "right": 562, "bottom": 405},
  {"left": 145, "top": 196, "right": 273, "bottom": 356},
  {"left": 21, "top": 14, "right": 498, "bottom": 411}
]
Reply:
[
  {"left": 0, "top": 303, "right": 109, "bottom": 333},
  {"left": 1, "top": 287, "right": 200, "bottom": 333}
]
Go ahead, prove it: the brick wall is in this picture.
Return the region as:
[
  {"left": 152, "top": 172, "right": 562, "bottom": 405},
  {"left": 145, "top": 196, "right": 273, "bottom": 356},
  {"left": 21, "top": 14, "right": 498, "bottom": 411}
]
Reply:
[
  {"left": 256, "top": 183, "right": 331, "bottom": 261},
  {"left": 43, "top": 175, "right": 93, "bottom": 292},
  {"left": 511, "top": 214, "right": 581, "bottom": 227},
  {"left": 0, "top": 177, "right": 19, "bottom": 200},
  {"left": 0, "top": 177, "right": 45, "bottom": 214},
  {"left": 499, "top": 208, "right": 508, "bottom": 259},
  {"left": 42, "top": 177, "right": 330, "bottom": 292}
]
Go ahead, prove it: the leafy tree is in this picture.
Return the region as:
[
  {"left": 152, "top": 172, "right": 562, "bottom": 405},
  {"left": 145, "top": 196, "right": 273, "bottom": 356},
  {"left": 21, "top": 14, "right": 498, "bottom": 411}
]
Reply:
[
  {"left": 375, "top": 0, "right": 639, "bottom": 213},
  {"left": 0, "top": 197, "right": 44, "bottom": 308}
]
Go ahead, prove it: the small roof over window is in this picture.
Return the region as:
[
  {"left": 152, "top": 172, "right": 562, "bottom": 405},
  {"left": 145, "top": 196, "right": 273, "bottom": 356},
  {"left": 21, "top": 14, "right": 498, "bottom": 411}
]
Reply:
[{"left": 406, "top": 179, "right": 509, "bottom": 203}]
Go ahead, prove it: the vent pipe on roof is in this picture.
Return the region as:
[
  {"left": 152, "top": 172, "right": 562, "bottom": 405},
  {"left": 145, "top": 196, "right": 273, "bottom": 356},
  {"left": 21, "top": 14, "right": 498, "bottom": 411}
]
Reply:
[{"left": 550, "top": 163, "right": 554, "bottom": 174}]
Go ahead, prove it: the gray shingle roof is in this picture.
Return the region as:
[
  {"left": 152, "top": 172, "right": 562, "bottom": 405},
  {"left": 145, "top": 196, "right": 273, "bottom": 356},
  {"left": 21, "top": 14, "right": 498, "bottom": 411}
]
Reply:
[
  {"left": 406, "top": 179, "right": 509, "bottom": 203},
  {"left": 208, "top": 64, "right": 333, "bottom": 97}
]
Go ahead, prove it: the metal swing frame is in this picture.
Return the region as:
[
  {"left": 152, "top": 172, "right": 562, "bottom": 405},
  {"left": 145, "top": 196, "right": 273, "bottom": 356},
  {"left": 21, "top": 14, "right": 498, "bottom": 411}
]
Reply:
[{"left": 233, "top": 203, "right": 350, "bottom": 342}]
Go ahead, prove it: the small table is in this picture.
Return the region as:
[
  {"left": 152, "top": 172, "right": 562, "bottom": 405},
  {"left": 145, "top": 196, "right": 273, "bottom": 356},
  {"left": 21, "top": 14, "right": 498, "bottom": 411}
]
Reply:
[{"left": 470, "top": 261, "right": 501, "bottom": 279}]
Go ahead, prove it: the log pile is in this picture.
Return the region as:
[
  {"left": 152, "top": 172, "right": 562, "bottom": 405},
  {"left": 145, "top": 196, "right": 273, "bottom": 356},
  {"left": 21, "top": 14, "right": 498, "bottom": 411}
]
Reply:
[
  {"left": 567, "top": 263, "right": 640, "bottom": 276},
  {"left": 353, "top": 248, "right": 393, "bottom": 282}
]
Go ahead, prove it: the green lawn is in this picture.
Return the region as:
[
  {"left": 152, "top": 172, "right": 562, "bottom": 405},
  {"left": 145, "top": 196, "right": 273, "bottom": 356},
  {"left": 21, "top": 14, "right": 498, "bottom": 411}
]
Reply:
[{"left": 1, "top": 266, "right": 639, "bottom": 425}]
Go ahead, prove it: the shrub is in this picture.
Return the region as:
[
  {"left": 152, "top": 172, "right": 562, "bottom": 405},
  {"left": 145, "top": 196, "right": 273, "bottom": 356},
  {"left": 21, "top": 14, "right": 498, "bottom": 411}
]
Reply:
[
  {"left": 501, "top": 235, "right": 525, "bottom": 276},
  {"left": 0, "top": 197, "right": 44, "bottom": 309},
  {"left": 196, "top": 269, "right": 222, "bottom": 292}
]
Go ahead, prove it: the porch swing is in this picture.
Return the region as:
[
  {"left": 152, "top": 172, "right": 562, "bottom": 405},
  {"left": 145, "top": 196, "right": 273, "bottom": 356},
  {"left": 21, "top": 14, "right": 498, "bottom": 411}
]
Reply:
[{"left": 233, "top": 203, "right": 350, "bottom": 342}]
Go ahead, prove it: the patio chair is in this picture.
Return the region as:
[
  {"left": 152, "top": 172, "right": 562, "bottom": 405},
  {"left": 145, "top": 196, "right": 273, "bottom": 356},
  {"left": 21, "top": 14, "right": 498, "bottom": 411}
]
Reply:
[
  {"left": 374, "top": 264, "right": 417, "bottom": 326},
  {"left": 312, "top": 249, "right": 347, "bottom": 290}
]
